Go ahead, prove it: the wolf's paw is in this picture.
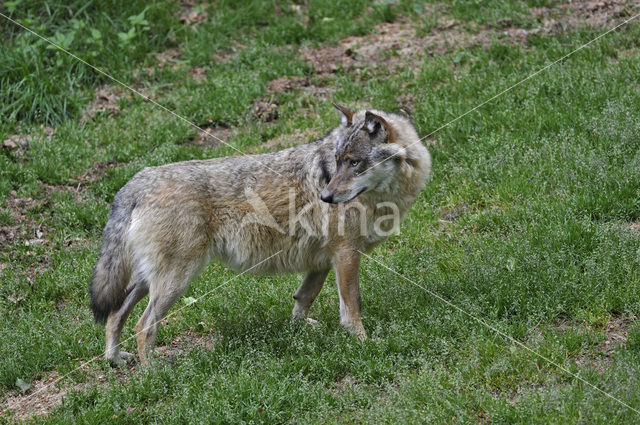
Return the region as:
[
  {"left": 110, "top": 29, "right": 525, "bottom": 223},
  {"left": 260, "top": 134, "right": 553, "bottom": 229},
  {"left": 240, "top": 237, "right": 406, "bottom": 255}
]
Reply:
[
  {"left": 342, "top": 321, "right": 367, "bottom": 341},
  {"left": 108, "top": 351, "right": 135, "bottom": 367},
  {"left": 291, "top": 306, "right": 309, "bottom": 321},
  {"left": 292, "top": 312, "right": 319, "bottom": 326},
  {"left": 355, "top": 330, "right": 367, "bottom": 342},
  {"left": 119, "top": 351, "right": 135, "bottom": 361}
]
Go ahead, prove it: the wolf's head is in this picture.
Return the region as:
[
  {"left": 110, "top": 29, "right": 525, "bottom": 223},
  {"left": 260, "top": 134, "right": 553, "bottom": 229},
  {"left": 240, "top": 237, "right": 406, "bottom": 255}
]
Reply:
[{"left": 320, "top": 104, "right": 426, "bottom": 204}]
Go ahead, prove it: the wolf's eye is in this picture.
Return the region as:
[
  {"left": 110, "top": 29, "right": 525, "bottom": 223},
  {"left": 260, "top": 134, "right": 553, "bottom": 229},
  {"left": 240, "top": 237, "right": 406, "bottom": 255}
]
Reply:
[{"left": 349, "top": 159, "right": 360, "bottom": 167}]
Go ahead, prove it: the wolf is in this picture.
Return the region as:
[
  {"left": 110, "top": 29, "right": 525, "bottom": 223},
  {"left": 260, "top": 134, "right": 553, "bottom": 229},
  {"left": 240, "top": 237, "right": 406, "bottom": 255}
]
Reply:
[{"left": 89, "top": 104, "right": 431, "bottom": 365}]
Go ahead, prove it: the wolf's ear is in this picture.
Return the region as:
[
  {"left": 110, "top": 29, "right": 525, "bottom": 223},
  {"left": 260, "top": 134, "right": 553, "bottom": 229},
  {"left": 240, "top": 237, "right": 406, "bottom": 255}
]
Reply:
[
  {"left": 332, "top": 103, "right": 354, "bottom": 126},
  {"left": 364, "top": 111, "right": 396, "bottom": 143}
]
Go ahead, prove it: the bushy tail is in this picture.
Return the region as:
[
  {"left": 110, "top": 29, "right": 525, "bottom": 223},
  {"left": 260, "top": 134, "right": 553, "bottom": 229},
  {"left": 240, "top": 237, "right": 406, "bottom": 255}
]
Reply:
[{"left": 89, "top": 193, "right": 135, "bottom": 324}]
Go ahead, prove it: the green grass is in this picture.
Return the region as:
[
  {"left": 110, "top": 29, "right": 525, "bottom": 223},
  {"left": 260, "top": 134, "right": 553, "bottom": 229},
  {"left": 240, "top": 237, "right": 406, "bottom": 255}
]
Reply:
[{"left": 2, "top": 0, "right": 640, "bottom": 423}]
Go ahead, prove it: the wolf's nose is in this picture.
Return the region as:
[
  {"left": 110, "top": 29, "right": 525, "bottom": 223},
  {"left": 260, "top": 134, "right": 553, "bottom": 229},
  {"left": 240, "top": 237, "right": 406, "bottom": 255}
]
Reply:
[{"left": 320, "top": 192, "right": 333, "bottom": 203}]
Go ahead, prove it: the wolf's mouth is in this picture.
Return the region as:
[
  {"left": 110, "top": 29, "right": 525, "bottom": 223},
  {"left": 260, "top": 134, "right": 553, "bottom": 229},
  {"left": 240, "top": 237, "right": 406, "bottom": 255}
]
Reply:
[{"left": 347, "top": 186, "right": 368, "bottom": 202}]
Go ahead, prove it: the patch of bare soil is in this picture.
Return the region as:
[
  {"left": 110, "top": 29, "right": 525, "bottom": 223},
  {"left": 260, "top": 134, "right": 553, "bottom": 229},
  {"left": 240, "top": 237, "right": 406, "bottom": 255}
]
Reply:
[
  {"left": 178, "top": 2, "right": 208, "bottom": 27},
  {"left": 266, "top": 76, "right": 310, "bottom": 93},
  {"left": 440, "top": 202, "right": 467, "bottom": 222},
  {"left": 152, "top": 47, "right": 199, "bottom": 76},
  {"left": 82, "top": 86, "right": 122, "bottom": 121},
  {"left": 0, "top": 163, "right": 98, "bottom": 254},
  {"left": 266, "top": 75, "right": 334, "bottom": 99},
  {"left": 2, "top": 126, "right": 55, "bottom": 158},
  {"left": 71, "top": 160, "right": 121, "bottom": 184},
  {"left": 156, "top": 330, "right": 217, "bottom": 360},
  {"left": 396, "top": 93, "right": 417, "bottom": 116},
  {"left": 1, "top": 193, "right": 48, "bottom": 250},
  {"left": 556, "top": 315, "right": 636, "bottom": 373},
  {"left": 155, "top": 48, "right": 183, "bottom": 68},
  {"left": 532, "top": 0, "right": 634, "bottom": 31},
  {"left": 252, "top": 98, "right": 279, "bottom": 122},
  {"left": 2, "top": 134, "right": 32, "bottom": 154},
  {"left": 301, "top": 1, "right": 635, "bottom": 76},
  {"left": 493, "top": 0, "right": 635, "bottom": 43},
  {"left": 332, "top": 374, "right": 357, "bottom": 394},
  {"left": 2, "top": 371, "right": 86, "bottom": 422},
  {"left": 2, "top": 329, "right": 215, "bottom": 421},
  {"left": 188, "top": 67, "right": 208, "bottom": 82},
  {"left": 186, "top": 126, "right": 235, "bottom": 149},
  {"left": 0, "top": 188, "right": 71, "bottom": 291},
  {"left": 0, "top": 182, "right": 89, "bottom": 286},
  {"left": 253, "top": 128, "right": 320, "bottom": 153},
  {"left": 301, "top": 17, "right": 482, "bottom": 75},
  {"left": 253, "top": 75, "right": 333, "bottom": 124}
]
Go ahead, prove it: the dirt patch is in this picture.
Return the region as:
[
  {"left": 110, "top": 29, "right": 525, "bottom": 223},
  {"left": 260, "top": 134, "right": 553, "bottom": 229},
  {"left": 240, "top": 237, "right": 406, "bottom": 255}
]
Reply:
[
  {"left": 332, "top": 374, "right": 358, "bottom": 395},
  {"left": 266, "top": 76, "right": 311, "bottom": 93},
  {"left": 23, "top": 253, "right": 54, "bottom": 290},
  {"left": 186, "top": 126, "right": 235, "bottom": 149},
  {"left": 440, "top": 203, "right": 467, "bottom": 222},
  {"left": 83, "top": 86, "right": 122, "bottom": 121},
  {"left": 532, "top": 0, "right": 634, "bottom": 30},
  {"left": 156, "top": 330, "right": 217, "bottom": 360},
  {"left": 2, "top": 371, "right": 86, "bottom": 421},
  {"left": 155, "top": 48, "right": 183, "bottom": 68},
  {"left": 1, "top": 180, "right": 86, "bottom": 251},
  {"left": 1, "top": 194, "right": 47, "bottom": 249},
  {"left": 396, "top": 93, "right": 417, "bottom": 116},
  {"left": 597, "top": 317, "right": 632, "bottom": 353},
  {"left": 266, "top": 75, "right": 334, "bottom": 98},
  {"left": 0, "top": 182, "right": 89, "bottom": 282},
  {"left": 301, "top": 17, "right": 483, "bottom": 75},
  {"left": 555, "top": 315, "right": 636, "bottom": 373},
  {"left": 2, "top": 126, "right": 56, "bottom": 158},
  {"left": 253, "top": 128, "right": 320, "bottom": 153},
  {"left": 1, "top": 329, "right": 215, "bottom": 421},
  {"left": 300, "top": 1, "right": 636, "bottom": 76},
  {"left": 242, "top": 1, "right": 636, "bottom": 124},
  {"left": 253, "top": 75, "right": 333, "bottom": 124},
  {"left": 498, "top": 1, "right": 635, "bottom": 43},
  {"left": 177, "top": 2, "right": 208, "bottom": 27},
  {"left": 72, "top": 160, "right": 121, "bottom": 184},
  {"left": 252, "top": 99, "right": 279, "bottom": 122},
  {"left": 188, "top": 67, "right": 208, "bottom": 82},
  {"left": 2, "top": 361, "right": 136, "bottom": 422},
  {"left": 2, "top": 134, "right": 33, "bottom": 154},
  {"left": 0, "top": 189, "right": 64, "bottom": 291},
  {"left": 0, "top": 225, "right": 23, "bottom": 249}
]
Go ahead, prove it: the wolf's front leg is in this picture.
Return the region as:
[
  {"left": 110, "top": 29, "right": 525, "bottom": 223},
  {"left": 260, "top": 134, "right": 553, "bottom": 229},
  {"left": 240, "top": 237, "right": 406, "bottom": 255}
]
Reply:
[
  {"left": 333, "top": 248, "right": 366, "bottom": 339},
  {"left": 292, "top": 269, "right": 330, "bottom": 321}
]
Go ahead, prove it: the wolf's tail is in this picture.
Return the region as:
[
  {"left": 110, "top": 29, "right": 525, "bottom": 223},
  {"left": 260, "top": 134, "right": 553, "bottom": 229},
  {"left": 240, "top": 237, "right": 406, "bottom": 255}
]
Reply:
[{"left": 89, "top": 192, "right": 136, "bottom": 324}]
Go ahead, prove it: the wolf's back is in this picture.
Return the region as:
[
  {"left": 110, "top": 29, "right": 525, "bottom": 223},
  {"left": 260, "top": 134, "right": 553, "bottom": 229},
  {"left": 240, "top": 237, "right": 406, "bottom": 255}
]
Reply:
[{"left": 89, "top": 186, "right": 138, "bottom": 323}]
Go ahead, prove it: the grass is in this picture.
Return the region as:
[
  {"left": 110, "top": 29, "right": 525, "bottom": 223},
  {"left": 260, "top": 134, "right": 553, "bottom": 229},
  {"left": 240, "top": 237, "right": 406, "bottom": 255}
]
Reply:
[{"left": 1, "top": 0, "right": 640, "bottom": 423}]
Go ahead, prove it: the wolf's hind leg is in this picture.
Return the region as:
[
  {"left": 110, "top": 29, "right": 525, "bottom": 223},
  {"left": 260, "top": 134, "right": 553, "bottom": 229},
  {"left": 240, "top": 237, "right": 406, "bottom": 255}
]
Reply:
[
  {"left": 105, "top": 282, "right": 148, "bottom": 366},
  {"left": 135, "top": 264, "right": 201, "bottom": 365},
  {"left": 292, "top": 269, "right": 330, "bottom": 321}
]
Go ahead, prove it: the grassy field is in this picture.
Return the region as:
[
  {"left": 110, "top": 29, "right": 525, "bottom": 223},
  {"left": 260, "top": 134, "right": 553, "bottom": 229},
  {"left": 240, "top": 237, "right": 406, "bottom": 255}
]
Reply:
[{"left": 2, "top": 0, "right": 640, "bottom": 423}]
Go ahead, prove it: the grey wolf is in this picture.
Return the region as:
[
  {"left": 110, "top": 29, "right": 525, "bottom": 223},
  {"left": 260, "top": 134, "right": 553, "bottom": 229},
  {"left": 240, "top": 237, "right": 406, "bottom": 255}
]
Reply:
[{"left": 89, "top": 104, "right": 431, "bottom": 365}]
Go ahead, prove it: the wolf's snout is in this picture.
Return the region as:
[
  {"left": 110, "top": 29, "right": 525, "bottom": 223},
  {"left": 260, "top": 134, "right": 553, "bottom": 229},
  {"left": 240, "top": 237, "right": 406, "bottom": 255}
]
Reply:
[{"left": 320, "top": 191, "right": 334, "bottom": 203}]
